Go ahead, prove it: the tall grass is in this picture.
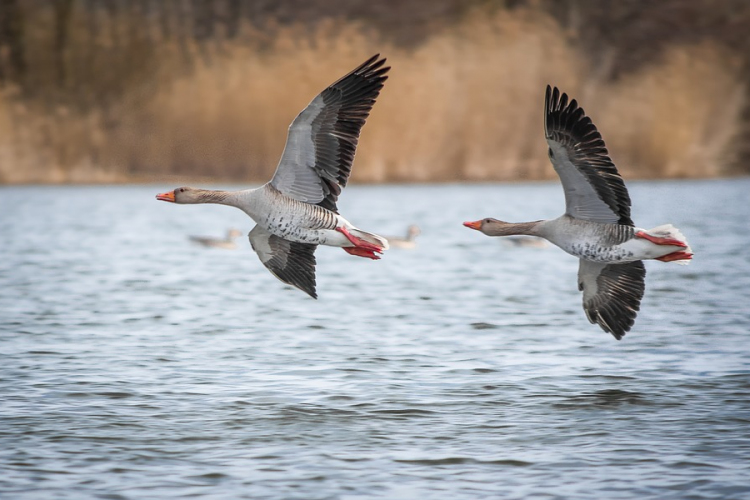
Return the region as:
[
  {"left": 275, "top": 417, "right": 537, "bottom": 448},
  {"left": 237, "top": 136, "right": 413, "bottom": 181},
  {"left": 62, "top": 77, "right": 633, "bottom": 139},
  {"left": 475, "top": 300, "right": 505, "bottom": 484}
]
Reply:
[{"left": 0, "top": 7, "right": 744, "bottom": 184}]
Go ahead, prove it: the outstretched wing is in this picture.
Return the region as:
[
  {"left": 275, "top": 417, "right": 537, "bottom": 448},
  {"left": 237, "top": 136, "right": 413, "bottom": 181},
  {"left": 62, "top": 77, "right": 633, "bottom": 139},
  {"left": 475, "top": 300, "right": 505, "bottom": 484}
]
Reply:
[
  {"left": 578, "top": 259, "right": 646, "bottom": 340},
  {"left": 248, "top": 225, "right": 318, "bottom": 299},
  {"left": 545, "top": 86, "right": 633, "bottom": 226},
  {"left": 269, "top": 54, "right": 390, "bottom": 213}
]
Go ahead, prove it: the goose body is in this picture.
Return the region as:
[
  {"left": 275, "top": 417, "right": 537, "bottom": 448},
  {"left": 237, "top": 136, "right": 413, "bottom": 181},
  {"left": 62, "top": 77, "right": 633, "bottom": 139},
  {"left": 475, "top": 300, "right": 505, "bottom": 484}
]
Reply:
[
  {"left": 533, "top": 216, "right": 688, "bottom": 263},
  {"left": 157, "top": 55, "right": 391, "bottom": 298},
  {"left": 464, "top": 86, "right": 693, "bottom": 340}
]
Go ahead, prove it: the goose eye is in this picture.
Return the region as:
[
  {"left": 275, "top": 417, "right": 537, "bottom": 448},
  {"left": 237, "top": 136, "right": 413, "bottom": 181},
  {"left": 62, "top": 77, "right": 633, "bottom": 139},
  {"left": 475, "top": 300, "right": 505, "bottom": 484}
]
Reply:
[{"left": 179, "top": 188, "right": 185, "bottom": 193}]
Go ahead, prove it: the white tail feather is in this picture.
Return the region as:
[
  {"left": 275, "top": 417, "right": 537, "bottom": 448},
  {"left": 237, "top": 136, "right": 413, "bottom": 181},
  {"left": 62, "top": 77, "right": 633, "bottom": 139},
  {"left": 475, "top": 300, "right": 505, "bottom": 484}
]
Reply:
[
  {"left": 349, "top": 228, "right": 389, "bottom": 250},
  {"left": 646, "top": 224, "right": 693, "bottom": 264}
]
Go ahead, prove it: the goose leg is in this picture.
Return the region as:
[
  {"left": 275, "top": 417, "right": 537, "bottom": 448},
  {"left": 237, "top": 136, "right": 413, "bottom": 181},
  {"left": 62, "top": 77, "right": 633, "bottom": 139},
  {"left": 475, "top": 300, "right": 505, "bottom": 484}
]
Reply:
[
  {"left": 656, "top": 251, "right": 693, "bottom": 262},
  {"left": 343, "top": 247, "right": 381, "bottom": 260},
  {"left": 635, "top": 231, "right": 688, "bottom": 248}
]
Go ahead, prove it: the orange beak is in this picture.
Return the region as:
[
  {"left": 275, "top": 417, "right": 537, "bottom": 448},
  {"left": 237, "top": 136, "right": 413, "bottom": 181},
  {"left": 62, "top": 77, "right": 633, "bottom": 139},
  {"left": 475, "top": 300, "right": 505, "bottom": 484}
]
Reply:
[
  {"left": 156, "top": 190, "right": 175, "bottom": 202},
  {"left": 463, "top": 220, "right": 482, "bottom": 230}
]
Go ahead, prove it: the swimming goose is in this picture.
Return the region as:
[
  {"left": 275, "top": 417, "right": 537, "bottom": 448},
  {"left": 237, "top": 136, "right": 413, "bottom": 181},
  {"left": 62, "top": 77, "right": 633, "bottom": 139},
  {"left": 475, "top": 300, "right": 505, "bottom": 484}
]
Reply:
[
  {"left": 464, "top": 86, "right": 693, "bottom": 340},
  {"left": 385, "top": 225, "right": 421, "bottom": 249},
  {"left": 156, "top": 55, "right": 390, "bottom": 298},
  {"left": 189, "top": 229, "right": 243, "bottom": 249},
  {"left": 504, "top": 236, "right": 549, "bottom": 248}
]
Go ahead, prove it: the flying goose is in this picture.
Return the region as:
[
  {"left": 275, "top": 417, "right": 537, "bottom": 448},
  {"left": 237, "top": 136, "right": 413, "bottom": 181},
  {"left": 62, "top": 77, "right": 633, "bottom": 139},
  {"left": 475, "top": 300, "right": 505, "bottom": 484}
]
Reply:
[
  {"left": 157, "top": 55, "right": 391, "bottom": 298},
  {"left": 464, "top": 86, "right": 692, "bottom": 340}
]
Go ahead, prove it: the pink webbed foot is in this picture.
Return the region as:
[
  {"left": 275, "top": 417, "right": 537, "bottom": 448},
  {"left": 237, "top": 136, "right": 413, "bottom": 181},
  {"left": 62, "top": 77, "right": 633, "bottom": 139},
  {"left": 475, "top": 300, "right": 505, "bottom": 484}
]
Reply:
[
  {"left": 343, "top": 247, "right": 381, "bottom": 260},
  {"left": 635, "top": 231, "right": 688, "bottom": 248},
  {"left": 336, "top": 226, "right": 384, "bottom": 254},
  {"left": 656, "top": 251, "right": 693, "bottom": 262}
]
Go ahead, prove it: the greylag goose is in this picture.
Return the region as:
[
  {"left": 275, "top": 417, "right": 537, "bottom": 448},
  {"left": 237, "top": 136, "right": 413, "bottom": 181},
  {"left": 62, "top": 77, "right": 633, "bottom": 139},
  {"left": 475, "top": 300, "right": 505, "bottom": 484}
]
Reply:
[
  {"left": 189, "top": 229, "right": 243, "bottom": 249},
  {"left": 385, "top": 225, "right": 421, "bottom": 249},
  {"left": 156, "top": 55, "right": 390, "bottom": 298},
  {"left": 464, "top": 86, "right": 693, "bottom": 340}
]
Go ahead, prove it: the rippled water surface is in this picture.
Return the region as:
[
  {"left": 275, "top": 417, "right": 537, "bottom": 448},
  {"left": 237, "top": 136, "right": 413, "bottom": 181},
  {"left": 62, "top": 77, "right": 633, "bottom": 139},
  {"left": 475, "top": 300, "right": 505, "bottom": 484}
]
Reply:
[{"left": 2, "top": 180, "right": 750, "bottom": 499}]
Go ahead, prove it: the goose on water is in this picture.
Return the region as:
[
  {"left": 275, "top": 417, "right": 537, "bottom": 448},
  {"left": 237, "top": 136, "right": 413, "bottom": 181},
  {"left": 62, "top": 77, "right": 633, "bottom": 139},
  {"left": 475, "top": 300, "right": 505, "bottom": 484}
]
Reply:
[
  {"left": 157, "top": 55, "right": 390, "bottom": 298},
  {"left": 189, "top": 229, "right": 243, "bottom": 249},
  {"left": 385, "top": 225, "right": 421, "bottom": 249},
  {"left": 464, "top": 86, "right": 693, "bottom": 340},
  {"left": 504, "top": 236, "right": 549, "bottom": 249}
]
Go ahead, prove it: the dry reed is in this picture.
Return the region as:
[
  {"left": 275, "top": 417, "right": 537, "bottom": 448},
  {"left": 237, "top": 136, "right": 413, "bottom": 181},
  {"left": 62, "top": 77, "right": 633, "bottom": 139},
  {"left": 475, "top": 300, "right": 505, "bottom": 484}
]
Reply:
[{"left": 0, "top": 7, "right": 744, "bottom": 184}]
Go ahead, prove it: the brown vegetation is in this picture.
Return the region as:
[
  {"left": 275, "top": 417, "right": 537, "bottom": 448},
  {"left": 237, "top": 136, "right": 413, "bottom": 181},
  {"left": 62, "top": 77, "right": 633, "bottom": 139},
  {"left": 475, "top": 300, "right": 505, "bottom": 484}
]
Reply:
[{"left": 0, "top": 1, "right": 747, "bottom": 184}]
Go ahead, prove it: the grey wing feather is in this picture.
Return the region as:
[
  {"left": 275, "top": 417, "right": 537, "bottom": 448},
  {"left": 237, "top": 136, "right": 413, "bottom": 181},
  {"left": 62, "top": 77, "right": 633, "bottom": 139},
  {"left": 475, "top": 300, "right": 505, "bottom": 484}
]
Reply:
[
  {"left": 578, "top": 260, "right": 646, "bottom": 340},
  {"left": 545, "top": 86, "right": 633, "bottom": 226},
  {"left": 270, "top": 54, "right": 390, "bottom": 213},
  {"left": 248, "top": 225, "right": 318, "bottom": 299}
]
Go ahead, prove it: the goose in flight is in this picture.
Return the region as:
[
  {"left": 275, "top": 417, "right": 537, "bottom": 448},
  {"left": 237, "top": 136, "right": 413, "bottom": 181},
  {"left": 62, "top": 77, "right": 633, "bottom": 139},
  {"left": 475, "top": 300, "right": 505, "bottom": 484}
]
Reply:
[
  {"left": 464, "top": 86, "right": 692, "bottom": 339},
  {"left": 157, "top": 55, "right": 390, "bottom": 298}
]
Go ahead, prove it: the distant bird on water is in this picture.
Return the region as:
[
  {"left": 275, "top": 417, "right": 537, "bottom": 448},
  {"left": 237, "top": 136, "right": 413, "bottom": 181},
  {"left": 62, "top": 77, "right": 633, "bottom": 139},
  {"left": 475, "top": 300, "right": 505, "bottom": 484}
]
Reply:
[
  {"left": 157, "top": 55, "right": 391, "bottom": 298},
  {"left": 503, "top": 236, "right": 548, "bottom": 249},
  {"left": 385, "top": 224, "right": 421, "bottom": 249},
  {"left": 189, "top": 229, "right": 243, "bottom": 249},
  {"left": 464, "top": 86, "right": 692, "bottom": 340}
]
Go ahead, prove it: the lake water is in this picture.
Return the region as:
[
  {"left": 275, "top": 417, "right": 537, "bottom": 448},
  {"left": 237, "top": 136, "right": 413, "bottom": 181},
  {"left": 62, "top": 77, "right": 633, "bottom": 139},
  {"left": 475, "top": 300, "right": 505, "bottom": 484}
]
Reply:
[{"left": 1, "top": 179, "right": 749, "bottom": 499}]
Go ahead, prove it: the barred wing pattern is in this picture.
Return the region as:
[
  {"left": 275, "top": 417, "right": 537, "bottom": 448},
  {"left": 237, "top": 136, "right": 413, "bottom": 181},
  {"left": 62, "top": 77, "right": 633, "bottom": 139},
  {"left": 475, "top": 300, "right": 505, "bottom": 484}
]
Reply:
[
  {"left": 578, "top": 259, "right": 646, "bottom": 340},
  {"left": 248, "top": 225, "right": 318, "bottom": 299},
  {"left": 545, "top": 86, "right": 633, "bottom": 226},
  {"left": 270, "top": 55, "right": 390, "bottom": 213}
]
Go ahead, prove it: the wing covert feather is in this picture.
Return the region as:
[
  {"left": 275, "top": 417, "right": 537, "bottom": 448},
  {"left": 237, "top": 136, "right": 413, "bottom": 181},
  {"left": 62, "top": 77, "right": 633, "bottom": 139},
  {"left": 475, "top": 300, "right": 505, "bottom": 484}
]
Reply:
[{"left": 270, "top": 55, "right": 390, "bottom": 213}]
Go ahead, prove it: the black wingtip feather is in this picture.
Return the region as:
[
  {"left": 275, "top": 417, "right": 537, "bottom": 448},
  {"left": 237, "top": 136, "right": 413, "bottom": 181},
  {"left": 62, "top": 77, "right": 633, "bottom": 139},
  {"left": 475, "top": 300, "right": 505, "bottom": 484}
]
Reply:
[
  {"left": 583, "top": 261, "right": 646, "bottom": 340},
  {"left": 310, "top": 55, "right": 390, "bottom": 212},
  {"left": 545, "top": 86, "right": 633, "bottom": 226},
  {"left": 332, "top": 54, "right": 389, "bottom": 88},
  {"left": 260, "top": 238, "right": 319, "bottom": 299}
]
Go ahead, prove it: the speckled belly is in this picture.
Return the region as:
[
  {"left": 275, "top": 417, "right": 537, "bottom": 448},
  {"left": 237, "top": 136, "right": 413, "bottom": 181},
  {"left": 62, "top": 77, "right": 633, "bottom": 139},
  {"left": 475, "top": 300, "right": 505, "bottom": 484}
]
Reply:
[
  {"left": 260, "top": 210, "right": 347, "bottom": 247},
  {"left": 542, "top": 218, "right": 639, "bottom": 263},
  {"left": 565, "top": 240, "right": 639, "bottom": 263},
  {"left": 273, "top": 226, "right": 348, "bottom": 246}
]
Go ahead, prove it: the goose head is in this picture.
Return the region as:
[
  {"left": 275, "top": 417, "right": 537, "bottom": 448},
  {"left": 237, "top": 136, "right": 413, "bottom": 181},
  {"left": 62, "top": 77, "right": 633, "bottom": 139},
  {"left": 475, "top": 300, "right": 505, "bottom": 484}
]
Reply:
[
  {"left": 156, "top": 187, "right": 205, "bottom": 204},
  {"left": 464, "top": 218, "right": 504, "bottom": 233},
  {"left": 463, "top": 218, "right": 540, "bottom": 237}
]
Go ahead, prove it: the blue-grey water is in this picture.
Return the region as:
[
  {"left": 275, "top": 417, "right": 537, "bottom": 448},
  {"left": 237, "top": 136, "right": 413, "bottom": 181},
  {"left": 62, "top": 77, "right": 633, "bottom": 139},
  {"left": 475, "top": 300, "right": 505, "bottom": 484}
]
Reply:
[{"left": 1, "top": 179, "right": 749, "bottom": 499}]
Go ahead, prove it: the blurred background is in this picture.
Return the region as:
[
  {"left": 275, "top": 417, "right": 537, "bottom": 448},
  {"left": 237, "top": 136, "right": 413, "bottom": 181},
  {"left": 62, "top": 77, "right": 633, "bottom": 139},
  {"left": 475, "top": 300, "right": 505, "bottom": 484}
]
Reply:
[{"left": 0, "top": 0, "right": 748, "bottom": 184}]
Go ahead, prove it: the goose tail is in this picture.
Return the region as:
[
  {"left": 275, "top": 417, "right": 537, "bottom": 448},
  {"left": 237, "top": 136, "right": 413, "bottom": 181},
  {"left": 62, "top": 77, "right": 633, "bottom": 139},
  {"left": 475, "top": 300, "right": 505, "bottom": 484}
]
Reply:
[
  {"left": 349, "top": 228, "right": 389, "bottom": 251},
  {"left": 645, "top": 224, "right": 693, "bottom": 265}
]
